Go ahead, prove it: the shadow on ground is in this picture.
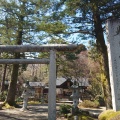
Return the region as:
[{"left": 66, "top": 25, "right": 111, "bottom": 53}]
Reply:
[
  {"left": 0, "top": 104, "right": 49, "bottom": 120},
  {"left": 0, "top": 103, "right": 105, "bottom": 120}
]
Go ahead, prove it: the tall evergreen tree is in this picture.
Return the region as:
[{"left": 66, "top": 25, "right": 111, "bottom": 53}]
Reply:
[
  {"left": 52, "top": 0, "right": 120, "bottom": 109},
  {"left": 0, "top": 0, "right": 51, "bottom": 106}
]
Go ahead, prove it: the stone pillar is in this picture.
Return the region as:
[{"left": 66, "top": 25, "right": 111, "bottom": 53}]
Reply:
[
  {"left": 48, "top": 50, "right": 56, "bottom": 120},
  {"left": 107, "top": 19, "right": 120, "bottom": 111}
]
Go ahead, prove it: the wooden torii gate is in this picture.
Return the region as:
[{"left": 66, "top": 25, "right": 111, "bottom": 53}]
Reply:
[{"left": 0, "top": 44, "right": 77, "bottom": 120}]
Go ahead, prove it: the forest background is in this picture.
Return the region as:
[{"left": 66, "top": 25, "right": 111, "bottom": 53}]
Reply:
[{"left": 0, "top": 0, "right": 120, "bottom": 109}]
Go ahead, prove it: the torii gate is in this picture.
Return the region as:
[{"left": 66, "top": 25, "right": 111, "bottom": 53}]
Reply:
[{"left": 0, "top": 44, "right": 77, "bottom": 120}]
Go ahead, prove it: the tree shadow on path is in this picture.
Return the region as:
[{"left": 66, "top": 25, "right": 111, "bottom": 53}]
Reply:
[{"left": 0, "top": 104, "right": 49, "bottom": 120}]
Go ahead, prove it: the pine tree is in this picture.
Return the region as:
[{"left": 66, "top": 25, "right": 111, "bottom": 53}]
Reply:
[
  {"left": 53, "top": 0, "right": 120, "bottom": 109},
  {"left": 0, "top": 0, "right": 51, "bottom": 106}
]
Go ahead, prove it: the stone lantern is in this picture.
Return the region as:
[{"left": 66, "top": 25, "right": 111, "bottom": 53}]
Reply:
[
  {"left": 21, "top": 80, "right": 31, "bottom": 111},
  {"left": 70, "top": 80, "right": 80, "bottom": 115}
]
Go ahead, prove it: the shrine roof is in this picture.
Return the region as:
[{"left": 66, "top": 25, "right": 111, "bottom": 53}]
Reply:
[{"left": 29, "top": 82, "right": 45, "bottom": 87}]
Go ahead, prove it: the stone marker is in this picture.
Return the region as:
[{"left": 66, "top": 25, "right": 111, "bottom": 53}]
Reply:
[{"left": 107, "top": 19, "right": 120, "bottom": 111}]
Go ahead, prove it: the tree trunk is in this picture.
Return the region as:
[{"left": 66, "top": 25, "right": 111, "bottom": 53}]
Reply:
[
  {"left": 5, "top": 15, "right": 23, "bottom": 106},
  {"left": 1, "top": 64, "right": 7, "bottom": 92},
  {"left": 5, "top": 54, "right": 21, "bottom": 106},
  {"left": 93, "top": 13, "right": 112, "bottom": 109},
  {"left": 5, "top": 62, "right": 19, "bottom": 106}
]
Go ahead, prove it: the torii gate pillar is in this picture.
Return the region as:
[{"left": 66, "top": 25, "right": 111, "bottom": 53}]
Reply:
[
  {"left": 48, "top": 50, "right": 56, "bottom": 120},
  {"left": 107, "top": 19, "right": 120, "bottom": 111}
]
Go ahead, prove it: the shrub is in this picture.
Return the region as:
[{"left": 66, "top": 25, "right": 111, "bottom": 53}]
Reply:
[
  {"left": 107, "top": 111, "right": 120, "bottom": 120},
  {"left": 81, "top": 115, "right": 94, "bottom": 120},
  {"left": 78, "top": 100, "right": 100, "bottom": 108},
  {"left": 0, "top": 91, "right": 7, "bottom": 101},
  {"left": 95, "top": 95, "right": 105, "bottom": 106},
  {"left": 28, "top": 101, "right": 40, "bottom": 104},
  {"left": 98, "top": 110, "right": 115, "bottom": 120},
  {"left": 59, "top": 104, "right": 72, "bottom": 115},
  {"left": 3, "top": 103, "right": 15, "bottom": 109},
  {"left": 68, "top": 114, "right": 94, "bottom": 120},
  {"left": 15, "top": 97, "right": 23, "bottom": 103}
]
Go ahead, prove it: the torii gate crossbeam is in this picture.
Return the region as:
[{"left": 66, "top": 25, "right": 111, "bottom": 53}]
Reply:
[
  {"left": 0, "top": 59, "right": 49, "bottom": 64},
  {"left": 0, "top": 44, "right": 76, "bottom": 52}
]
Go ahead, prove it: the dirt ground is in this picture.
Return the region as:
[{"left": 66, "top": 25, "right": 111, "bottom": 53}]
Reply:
[
  {"left": 0, "top": 103, "right": 106, "bottom": 120},
  {"left": 0, "top": 103, "right": 67, "bottom": 120}
]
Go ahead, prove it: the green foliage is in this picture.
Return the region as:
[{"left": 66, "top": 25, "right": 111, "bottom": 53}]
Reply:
[
  {"left": 68, "top": 115, "right": 94, "bottom": 120},
  {"left": 80, "top": 115, "right": 94, "bottom": 120},
  {"left": 0, "top": 0, "right": 52, "bottom": 45},
  {"left": 87, "top": 43, "right": 103, "bottom": 100},
  {"left": 88, "top": 42, "right": 101, "bottom": 63},
  {"left": 0, "top": 91, "right": 7, "bottom": 101},
  {"left": 98, "top": 110, "right": 115, "bottom": 120},
  {"left": 59, "top": 104, "right": 72, "bottom": 115},
  {"left": 3, "top": 103, "right": 15, "bottom": 109},
  {"left": 75, "top": 44, "right": 87, "bottom": 54},
  {"left": 36, "top": 21, "right": 67, "bottom": 34},
  {"left": 48, "top": 38, "right": 67, "bottom": 44},
  {"left": 98, "top": 110, "right": 120, "bottom": 120},
  {"left": 65, "top": 44, "right": 86, "bottom": 61},
  {"left": 15, "top": 97, "right": 23, "bottom": 103},
  {"left": 107, "top": 111, "right": 120, "bottom": 120},
  {"left": 0, "top": 0, "right": 52, "bottom": 106},
  {"left": 68, "top": 114, "right": 94, "bottom": 120},
  {"left": 78, "top": 100, "right": 100, "bottom": 108},
  {"left": 28, "top": 101, "right": 40, "bottom": 105},
  {"left": 54, "top": 1, "right": 120, "bottom": 109},
  {"left": 65, "top": 52, "right": 78, "bottom": 61},
  {"left": 95, "top": 95, "right": 105, "bottom": 106}
]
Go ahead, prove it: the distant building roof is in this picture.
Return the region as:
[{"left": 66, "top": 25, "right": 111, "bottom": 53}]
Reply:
[
  {"left": 56, "top": 77, "right": 66, "bottom": 86},
  {"left": 23, "top": 77, "right": 89, "bottom": 88},
  {"left": 56, "top": 77, "right": 89, "bottom": 87},
  {"left": 29, "top": 82, "right": 45, "bottom": 87}
]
